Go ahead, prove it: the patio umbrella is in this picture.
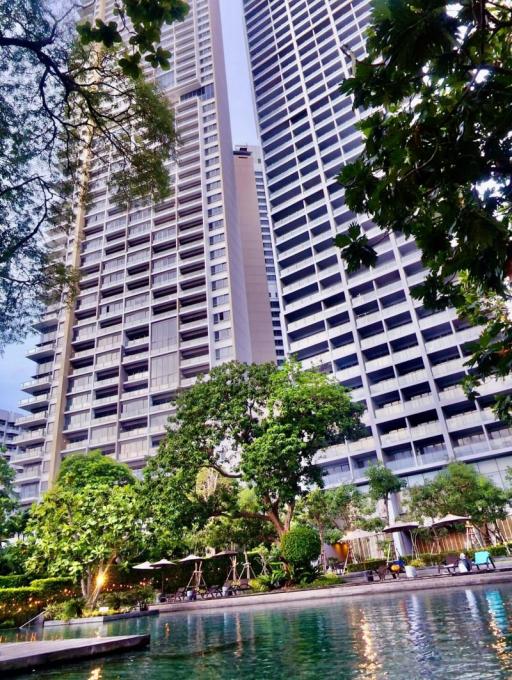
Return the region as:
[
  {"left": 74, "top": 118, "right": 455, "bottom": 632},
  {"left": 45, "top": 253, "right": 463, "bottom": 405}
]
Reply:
[
  {"left": 340, "top": 528, "right": 373, "bottom": 541},
  {"left": 150, "top": 559, "right": 176, "bottom": 592},
  {"left": 383, "top": 521, "right": 420, "bottom": 558},
  {"left": 209, "top": 550, "right": 240, "bottom": 584},
  {"left": 180, "top": 554, "right": 209, "bottom": 590},
  {"left": 132, "top": 561, "right": 154, "bottom": 570},
  {"left": 432, "top": 514, "right": 470, "bottom": 528},
  {"left": 383, "top": 521, "right": 419, "bottom": 533}
]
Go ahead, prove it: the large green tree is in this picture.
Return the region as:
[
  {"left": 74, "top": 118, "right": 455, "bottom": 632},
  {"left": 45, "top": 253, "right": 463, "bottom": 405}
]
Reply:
[
  {"left": 143, "top": 360, "right": 364, "bottom": 540},
  {"left": 0, "top": 0, "right": 186, "bottom": 347},
  {"left": 406, "top": 462, "right": 511, "bottom": 543},
  {"left": 336, "top": 0, "right": 512, "bottom": 418},
  {"left": 25, "top": 453, "right": 143, "bottom": 608}
]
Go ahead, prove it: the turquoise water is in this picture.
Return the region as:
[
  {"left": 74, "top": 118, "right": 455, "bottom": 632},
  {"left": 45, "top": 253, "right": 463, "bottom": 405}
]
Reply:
[{"left": 4, "top": 584, "right": 512, "bottom": 678}]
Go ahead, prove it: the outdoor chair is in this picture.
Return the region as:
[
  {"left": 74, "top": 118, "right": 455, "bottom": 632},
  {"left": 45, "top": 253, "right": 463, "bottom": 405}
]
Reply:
[
  {"left": 438, "top": 554, "right": 459, "bottom": 575},
  {"left": 236, "top": 579, "right": 251, "bottom": 593},
  {"left": 172, "top": 587, "right": 187, "bottom": 602},
  {"left": 473, "top": 551, "right": 496, "bottom": 571},
  {"left": 201, "top": 585, "right": 222, "bottom": 599}
]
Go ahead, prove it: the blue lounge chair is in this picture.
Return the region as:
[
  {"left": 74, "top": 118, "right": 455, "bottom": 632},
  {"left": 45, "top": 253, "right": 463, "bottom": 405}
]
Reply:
[{"left": 473, "top": 551, "right": 496, "bottom": 571}]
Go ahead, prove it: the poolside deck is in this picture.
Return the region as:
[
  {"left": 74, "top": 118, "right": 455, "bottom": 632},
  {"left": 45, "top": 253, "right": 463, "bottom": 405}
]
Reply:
[
  {"left": 0, "top": 634, "right": 150, "bottom": 675},
  {"left": 153, "top": 569, "right": 512, "bottom": 613}
]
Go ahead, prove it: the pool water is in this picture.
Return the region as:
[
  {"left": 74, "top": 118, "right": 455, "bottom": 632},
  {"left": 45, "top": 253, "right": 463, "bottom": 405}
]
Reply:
[{"left": 4, "top": 584, "right": 512, "bottom": 679}]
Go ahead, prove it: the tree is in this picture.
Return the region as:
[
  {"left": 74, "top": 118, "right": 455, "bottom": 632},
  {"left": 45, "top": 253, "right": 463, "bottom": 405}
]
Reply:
[
  {"left": 0, "top": 451, "right": 19, "bottom": 541},
  {"left": 297, "top": 485, "right": 362, "bottom": 570},
  {"left": 406, "top": 462, "right": 511, "bottom": 543},
  {"left": 25, "top": 454, "right": 143, "bottom": 608},
  {"left": 57, "top": 449, "right": 134, "bottom": 490},
  {"left": 366, "top": 462, "right": 405, "bottom": 525},
  {"left": 335, "top": 0, "right": 512, "bottom": 418},
  {"left": 280, "top": 525, "right": 321, "bottom": 568},
  {"left": 0, "top": 0, "right": 186, "bottom": 347},
  {"left": 143, "top": 360, "right": 364, "bottom": 540}
]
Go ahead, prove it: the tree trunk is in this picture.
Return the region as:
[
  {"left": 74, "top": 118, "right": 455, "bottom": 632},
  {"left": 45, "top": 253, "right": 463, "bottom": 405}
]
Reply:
[
  {"left": 319, "top": 528, "right": 327, "bottom": 573},
  {"left": 266, "top": 509, "right": 286, "bottom": 537}
]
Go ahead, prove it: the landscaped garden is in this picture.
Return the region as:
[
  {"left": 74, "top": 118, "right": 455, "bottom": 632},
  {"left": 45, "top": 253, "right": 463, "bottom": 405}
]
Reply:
[{"left": 2, "top": 361, "right": 512, "bottom": 629}]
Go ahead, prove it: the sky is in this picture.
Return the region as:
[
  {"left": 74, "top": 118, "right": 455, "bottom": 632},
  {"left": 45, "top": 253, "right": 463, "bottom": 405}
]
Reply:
[{"left": 0, "top": 0, "right": 259, "bottom": 413}]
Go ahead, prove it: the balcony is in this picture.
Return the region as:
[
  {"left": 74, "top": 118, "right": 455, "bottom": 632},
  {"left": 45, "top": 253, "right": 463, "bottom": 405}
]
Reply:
[
  {"left": 381, "top": 428, "right": 409, "bottom": 446},
  {"left": 12, "top": 448, "right": 44, "bottom": 463},
  {"left": 26, "top": 342, "right": 56, "bottom": 360},
  {"left": 418, "top": 449, "right": 449, "bottom": 465},
  {"left": 386, "top": 457, "right": 415, "bottom": 471},
  {"left": 15, "top": 411, "right": 48, "bottom": 427},
  {"left": 21, "top": 376, "right": 52, "bottom": 394},
  {"left": 14, "top": 428, "right": 46, "bottom": 445},
  {"left": 18, "top": 393, "right": 50, "bottom": 410}
]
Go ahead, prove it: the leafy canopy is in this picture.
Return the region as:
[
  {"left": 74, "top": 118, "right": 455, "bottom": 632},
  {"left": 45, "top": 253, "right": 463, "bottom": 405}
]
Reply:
[
  {"left": 0, "top": 452, "right": 20, "bottom": 540},
  {"left": 25, "top": 453, "right": 143, "bottom": 607},
  {"left": 336, "top": 0, "right": 512, "bottom": 417},
  {"left": 366, "top": 462, "right": 405, "bottom": 524},
  {"left": 405, "top": 462, "right": 512, "bottom": 538},
  {"left": 0, "top": 0, "right": 182, "bottom": 347},
  {"left": 143, "top": 359, "right": 364, "bottom": 539}
]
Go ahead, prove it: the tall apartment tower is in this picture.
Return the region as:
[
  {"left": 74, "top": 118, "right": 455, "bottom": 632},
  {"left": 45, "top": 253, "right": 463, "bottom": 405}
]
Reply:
[
  {"left": 14, "top": 0, "right": 276, "bottom": 503},
  {"left": 233, "top": 145, "right": 285, "bottom": 364},
  {"left": 243, "top": 0, "right": 512, "bottom": 490}
]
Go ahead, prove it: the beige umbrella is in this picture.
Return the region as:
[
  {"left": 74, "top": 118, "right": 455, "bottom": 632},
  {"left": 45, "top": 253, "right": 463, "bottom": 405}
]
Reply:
[
  {"left": 432, "top": 514, "right": 470, "bottom": 528},
  {"left": 180, "top": 554, "right": 209, "bottom": 590},
  {"left": 132, "top": 561, "right": 154, "bottom": 570},
  {"left": 150, "top": 559, "right": 176, "bottom": 592}
]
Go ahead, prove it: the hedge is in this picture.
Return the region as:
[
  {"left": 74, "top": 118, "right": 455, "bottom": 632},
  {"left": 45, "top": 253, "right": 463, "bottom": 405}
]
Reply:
[
  {"left": 0, "top": 575, "right": 28, "bottom": 588},
  {"left": 0, "top": 578, "right": 78, "bottom": 627}
]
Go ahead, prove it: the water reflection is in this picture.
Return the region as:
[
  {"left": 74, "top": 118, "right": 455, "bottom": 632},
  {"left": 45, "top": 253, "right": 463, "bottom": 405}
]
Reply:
[{"left": 4, "top": 585, "right": 512, "bottom": 679}]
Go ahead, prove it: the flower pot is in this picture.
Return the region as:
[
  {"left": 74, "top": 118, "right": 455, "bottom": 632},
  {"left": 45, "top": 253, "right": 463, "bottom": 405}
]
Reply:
[{"left": 405, "top": 565, "right": 417, "bottom": 578}]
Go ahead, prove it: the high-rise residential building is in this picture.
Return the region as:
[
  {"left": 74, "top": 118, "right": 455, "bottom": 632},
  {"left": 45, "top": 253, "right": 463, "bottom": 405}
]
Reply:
[
  {"left": 14, "top": 0, "right": 277, "bottom": 502},
  {"left": 0, "top": 408, "right": 34, "bottom": 507},
  {"left": 233, "top": 145, "right": 285, "bottom": 364},
  {"left": 243, "top": 0, "right": 512, "bottom": 492}
]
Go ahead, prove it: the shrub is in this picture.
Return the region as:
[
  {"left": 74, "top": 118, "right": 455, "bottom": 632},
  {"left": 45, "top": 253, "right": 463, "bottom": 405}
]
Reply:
[
  {"left": 408, "top": 559, "right": 426, "bottom": 569},
  {"left": 249, "top": 576, "right": 271, "bottom": 592},
  {"left": 0, "top": 574, "right": 27, "bottom": 588},
  {"left": 281, "top": 526, "right": 321, "bottom": 566},
  {"left": 29, "top": 577, "right": 76, "bottom": 599},
  {"left": 0, "top": 619, "right": 15, "bottom": 629},
  {"left": 0, "top": 587, "right": 45, "bottom": 626},
  {"left": 45, "top": 598, "right": 84, "bottom": 622},
  {"left": 346, "top": 558, "right": 386, "bottom": 573}
]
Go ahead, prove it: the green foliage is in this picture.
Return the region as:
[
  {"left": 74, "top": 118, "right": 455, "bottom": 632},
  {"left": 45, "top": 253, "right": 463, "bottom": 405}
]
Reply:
[
  {"left": 45, "top": 598, "right": 84, "bottom": 622},
  {"left": 57, "top": 451, "right": 134, "bottom": 491},
  {"left": 337, "top": 0, "right": 512, "bottom": 416},
  {"left": 0, "top": 454, "right": 19, "bottom": 539},
  {"left": 144, "top": 359, "right": 364, "bottom": 541},
  {"left": 294, "top": 573, "right": 344, "bottom": 589},
  {"left": 346, "top": 558, "right": 386, "bottom": 573},
  {"left": 408, "top": 559, "right": 426, "bottom": 569},
  {"left": 29, "top": 577, "right": 76, "bottom": 598},
  {"left": 99, "top": 585, "right": 153, "bottom": 610},
  {"left": 0, "top": 574, "right": 27, "bottom": 588},
  {"left": 249, "top": 576, "right": 272, "bottom": 592},
  {"left": 405, "top": 462, "right": 511, "bottom": 532},
  {"left": 366, "top": 462, "right": 405, "bottom": 523},
  {"left": 0, "top": 1, "right": 180, "bottom": 347},
  {"left": 280, "top": 526, "right": 321, "bottom": 566},
  {"left": 25, "top": 457, "right": 143, "bottom": 608},
  {"left": 77, "top": 0, "right": 189, "bottom": 78}
]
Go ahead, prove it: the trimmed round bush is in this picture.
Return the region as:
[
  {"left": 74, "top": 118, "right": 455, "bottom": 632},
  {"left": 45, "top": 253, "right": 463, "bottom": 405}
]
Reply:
[{"left": 280, "top": 526, "right": 321, "bottom": 566}]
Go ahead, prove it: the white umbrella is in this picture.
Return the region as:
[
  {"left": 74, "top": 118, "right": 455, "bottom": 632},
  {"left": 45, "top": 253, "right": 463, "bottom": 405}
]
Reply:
[
  {"left": 132, "top": 561, "right": 154, "bottom": 570},
  {"left": 150, "top": 559, "right": 175, "bottom": 568},
  {"left": 180, "top": 554, "right": 209, "bottom": 590},
  {"left": 150, "top": 558, "right": 176, "bottom": 592},
  {"left": 179, "top": 554, "right": 206, "bottom": 562}
]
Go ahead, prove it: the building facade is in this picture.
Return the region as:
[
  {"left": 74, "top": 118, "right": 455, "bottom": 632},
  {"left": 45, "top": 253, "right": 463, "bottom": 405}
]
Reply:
[
  {"left": 243, "top": 0, "right": 512, "bottom": 492},
  {"left": 233, "top": 145, "right": 285, "bottom": 364},
  {"left": 14, "top": 0, "right": 277, "bottom": 502}
]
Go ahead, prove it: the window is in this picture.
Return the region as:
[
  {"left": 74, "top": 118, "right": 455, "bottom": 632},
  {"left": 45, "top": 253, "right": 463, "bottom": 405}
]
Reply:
[
  {"left": 151, "top": 318, "right": 177, "bottom": 351},
  {"left": 211, "top": 263, "right": 227, "bottom": 275},
  {"left": 150, "top": 353, "right": 178, "bottom": 389},
  {"left": 213, "top": 294, "right": 229, "bottom": 307},
  {"left": 215, "top": 346, "right": 232, "bottom": 360},
  {"left": 212, "top": 278, "right": 227, "bottom": 291},
  {"left": 210, "top": 247, "right": 225, "bottom": 260},
  {"left": 214, "top": 328, "right": 231, "bottom": 342},
  {"left": 213, "top": 311, "right": 230, "bottom": 324},
  {"left": 209, "top": 233, "right": 224, "bottom": 245}
]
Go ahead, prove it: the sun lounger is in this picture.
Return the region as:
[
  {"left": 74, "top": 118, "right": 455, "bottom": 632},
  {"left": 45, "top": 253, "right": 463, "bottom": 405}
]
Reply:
[
  {"left": 236, "top": 579, "right": 251, "bottom": 593},
  {"left": 438, "top": 554, "right": 459, "bottom": 575},
  {"left": 473, "top": 551, "right": 496, "bottom": 571},
  {"left": 171, "top": 587, "right": 187, "bottom": 601},
  {"left": 201, "top": 585, "right": 222, "bottom": 599}
]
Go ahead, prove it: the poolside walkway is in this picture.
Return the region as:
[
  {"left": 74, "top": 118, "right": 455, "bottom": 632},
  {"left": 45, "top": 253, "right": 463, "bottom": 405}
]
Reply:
[
  {"left": 0, "top": 635, "right": 150, "bottom": 675},
  {"left": 154, "top": 569, "right": 512, "bottom": 614}
]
